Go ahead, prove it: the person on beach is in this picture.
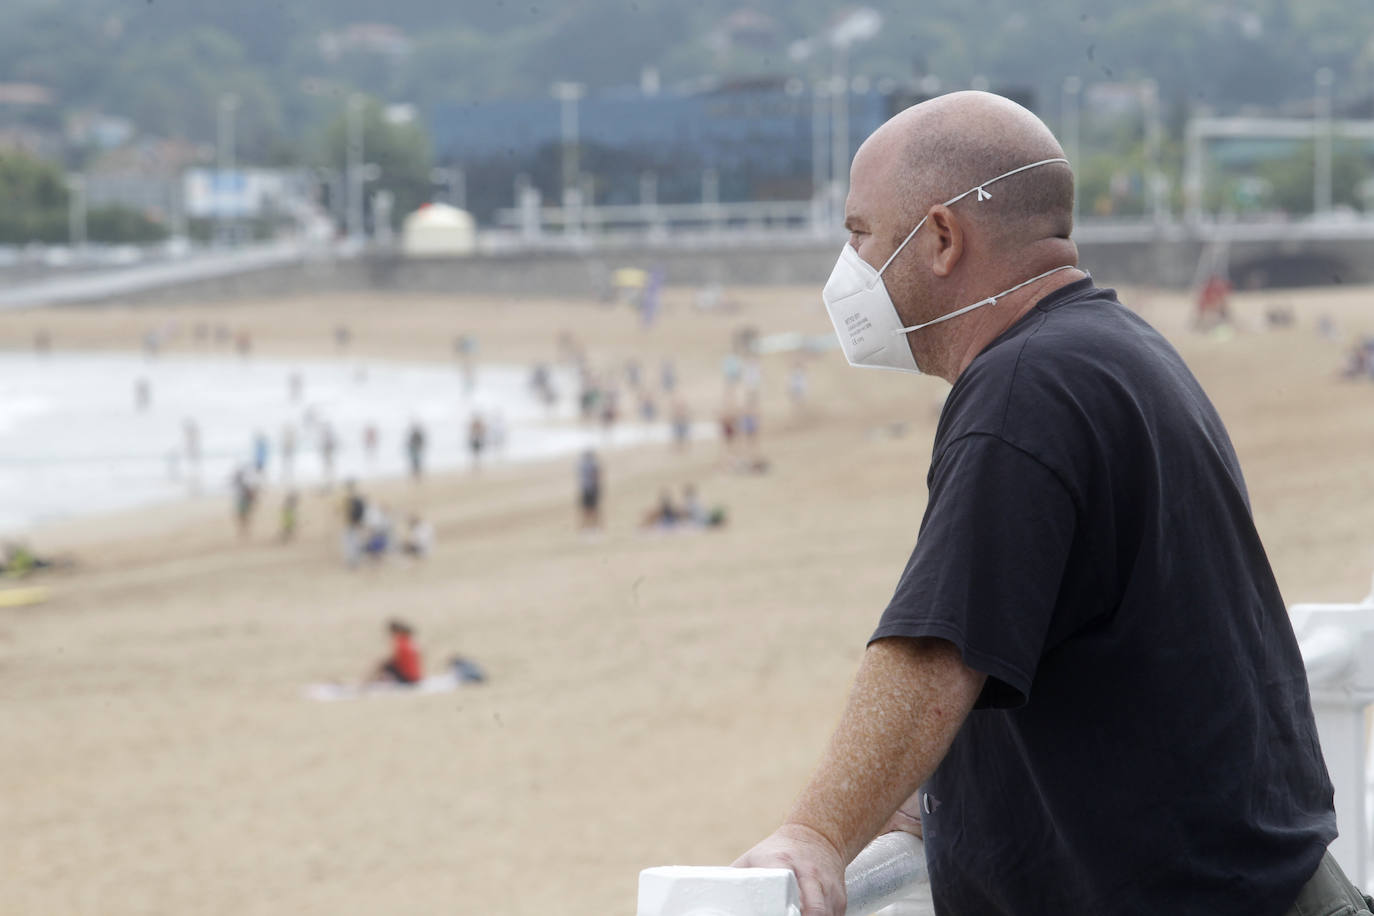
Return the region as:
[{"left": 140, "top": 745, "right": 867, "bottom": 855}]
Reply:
[
  {"left": 659, "top": 358, "right": 677, "bottom": 394},
  {"left": 183, "top": 419, "right": 202, "bottom": 482},
  {"left": 467, "top": 414, "right": 487, "bottom": 470},
  {"left": 341, "top": 480, "right": 367, "bottom": 567},
  {"left": 670, "top": 400, "right": 692, "bottom": 451},
  {"left": 788, "top": 363, "right": 809, "bottom": 412},
  {"left": 251, "top": 431, "right": 270, "bottom": 475},
  {"left": 681, "top": 483, "right": 726, "bottom": 528},
  {"left": 279, "top": 491, "right": 299, "bottom": 542},
  {"left": 1, "top": 541, "right": 66, "bottom": 577},
  {"left": 401, "top": 514, "right": 434, "bottom": 559},
  {"left": 280, "top": 425, "right": 297, "bottom": 484},
  {"left": 231, "top": 466, "right": 259, "bottom": 538},
  {"left": 577, "top": 449, "right": 602, "bottom": 529},
  {"left": 405, "top": 421, "right": 427, "bottom": 480},
  {"left": 733, "top": 91, "right": 1349, "bottom": 916},
  {"left": 368, "top": 619, "right": 422, "bottom": 685},
  {"left": 640, "top": 488, "right": 681, "bottom": 529},
  {"left": 319, "top": 423, "right": 338, "bottom": 491},
  {"left": 134, "top": 378, "right": 151, "bottom": 412},
  {"left": 361, "top": 502, "right": 394, "bottom": 559},
  {"left": 362, "top": 424, "right": 379, "bottom": 463}
]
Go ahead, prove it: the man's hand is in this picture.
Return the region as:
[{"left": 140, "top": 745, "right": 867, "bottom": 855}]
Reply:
[
  {"left": 732, "top": 822, "right": 847, "bottom": 916},
  {"left": 877, "top": 788, "right": 924, "bottom": 840}
]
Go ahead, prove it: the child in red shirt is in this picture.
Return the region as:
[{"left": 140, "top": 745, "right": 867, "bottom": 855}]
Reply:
[{"left": 373, "top": 619, "right": 422, "bottom": 685}]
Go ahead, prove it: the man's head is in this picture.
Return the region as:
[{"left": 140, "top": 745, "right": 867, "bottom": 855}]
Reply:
[{"left": 843, "top": 91, "right": 1077, "bottom": 378}]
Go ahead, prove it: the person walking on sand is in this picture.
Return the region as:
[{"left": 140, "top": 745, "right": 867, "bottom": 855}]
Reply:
[
  {"left": 576, "top": 449, "right": 602, "bottom": 530},
  {"left": 363, "top": 424, "right": 379, "bottom": 464},
  {"left": 405, "top": 421, "right": 427, "bottom": 480},
  {"left": 231, "top": 466, "right": 259, "bottom": 539},
  {"left": 319, "top": 422, "right": 338, "bottom": 491},
  {"left": 279, "top": 491, "right": 299, "bottom": 542},
  {"left": 280, "top": 425, "right": 297, "bottom": 485},
  {"left": 341, "top": 479, "right": 366, "bottom": 568},
  {"left": 467, "top": 413, "right": 487, "bottom": 471}
]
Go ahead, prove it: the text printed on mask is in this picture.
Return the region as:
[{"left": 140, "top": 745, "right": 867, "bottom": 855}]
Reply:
[{"left": 845, "top": 311, "right": 873, "bottom": 346}]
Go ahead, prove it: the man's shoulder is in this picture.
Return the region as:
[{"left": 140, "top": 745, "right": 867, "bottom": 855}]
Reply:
[
  {"left": 970, "top": 288, "right": 1152, "bottom": 389},
  {"left": 939, "top": 289, "right": 1158, "bottom": 450}
]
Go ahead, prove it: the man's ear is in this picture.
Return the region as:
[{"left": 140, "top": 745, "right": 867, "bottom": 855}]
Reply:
[{"left": 926, "top": 205, "right": 964, "bottom": 278}]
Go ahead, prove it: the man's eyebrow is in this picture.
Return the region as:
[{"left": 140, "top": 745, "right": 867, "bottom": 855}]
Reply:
[{"left": 844, "top": 216, "right": 869, "bottom": 232}]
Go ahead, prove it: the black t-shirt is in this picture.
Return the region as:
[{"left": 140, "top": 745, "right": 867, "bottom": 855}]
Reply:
[{"left": 871, "top": 278, "right": 1334, "bottom": 915}]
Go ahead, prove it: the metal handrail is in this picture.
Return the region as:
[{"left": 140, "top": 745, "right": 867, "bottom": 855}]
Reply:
[{"left": 843, "top": 830, "right": 927, "bottom": 916}]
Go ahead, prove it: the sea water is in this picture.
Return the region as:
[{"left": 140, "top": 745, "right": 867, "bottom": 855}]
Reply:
[{"left": 0, "top": 351, "right": 670, "bottom": 535}]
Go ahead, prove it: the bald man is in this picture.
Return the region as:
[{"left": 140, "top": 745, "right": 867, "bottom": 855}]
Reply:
[{"left": 733, "top": 92, "right": 1354, "bottom": 916}]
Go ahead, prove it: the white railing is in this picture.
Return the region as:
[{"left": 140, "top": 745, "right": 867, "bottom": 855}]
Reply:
[
  {"left": 640, "top": 574, "right": 1374, "bottom": 916},
  {"left": 1292, "top": 573, "right": 1374, "bottom": 891}
]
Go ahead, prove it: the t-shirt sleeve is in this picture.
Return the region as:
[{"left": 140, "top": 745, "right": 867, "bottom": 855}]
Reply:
[{"left": 870, "top": 433, "right": 1077, "bottom": 708}]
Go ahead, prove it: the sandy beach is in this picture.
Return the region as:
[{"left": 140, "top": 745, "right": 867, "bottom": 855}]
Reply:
[{"left": 3, "top": 279, "right": 1374, "bottom": 915}]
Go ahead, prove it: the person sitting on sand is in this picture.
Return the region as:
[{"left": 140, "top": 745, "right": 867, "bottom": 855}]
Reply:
[
  {"left": 401, "top": 514, "right": 434, "bottom": 558},
  {"left": 1, "top": 541, "right": 64, "bottom": 578},
  {"left": 369, "top": 619, "right": 423, "bottom": 685},
  {"left": 362, "top": 503, "right": 394, "bottom": 559},
  {"left": 641, "top": 488, "right": 683, "bottom": 529},
  {"left": 681, "top": 484, "right": 727, "bottom": 529}
]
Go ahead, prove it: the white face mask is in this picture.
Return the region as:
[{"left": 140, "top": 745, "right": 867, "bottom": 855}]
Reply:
[{"left": 821, "top": 157, "right": 1075, "bottom": 374}]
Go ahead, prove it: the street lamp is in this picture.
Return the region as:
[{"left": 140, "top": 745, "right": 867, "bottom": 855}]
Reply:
[
  {"left": 1314, "top": 67, "right": 1335, "bottom": 217},
  {"left": 1061, "top": 76, "right": 1082, "bottom": 224},
  {"left": 1140, "top": 79, "right": 1167, "bottom": 225},
  {"left": 551, "top": 81, "right": 586, "bottom": 234},
  {"left": 217, "top": 92, "right": 240, "bottom": 246},
  {"left": 67, "top": 172, "right": 87, "bottom": 254},
  {"left": 828, "top": 8, "right": 883, "bottom": 218},
  {"left": 811, "top": 80, "right": 830, "bottom": 232},
  {"left": 345, "top": 94, "right": 368, "bottom": 243}
]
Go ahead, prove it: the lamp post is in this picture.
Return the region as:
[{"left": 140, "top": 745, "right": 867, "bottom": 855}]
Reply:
[
  {"left": 551, "top": 81, "right": 586, "bottom": 235},
  {"left": 1061, "top": 76, "right": 1082, "bottom": 224},
  {"left": 216, "top": 92, "right": 240, "bottom": 247},
  {"left": 67, "top": 172, "right": 87, "bottom": 254},
  {"left": 1314, "top": 67, "right": 1335, "bottom": 217},
  {"left": 1140, "top": 79, "right": 1166, "bottom": 225},
  {"left": 346, "top": 93, "right": 366, "bottom": 244},
  {"left": 811, "top": 80, "right": 830, "bottom": 231},
  {"left": 827, "top": 8, "right": 883, "bottom": 221}
]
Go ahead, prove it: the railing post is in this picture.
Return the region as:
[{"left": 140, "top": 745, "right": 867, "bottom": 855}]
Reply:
[{"left": 1292, "top": 579, "right": 1374, "bottom": 890}]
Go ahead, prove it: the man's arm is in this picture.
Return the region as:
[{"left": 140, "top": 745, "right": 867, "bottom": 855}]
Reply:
[{"left": 733, "top": 636, "right": 985, "bottom": 916}]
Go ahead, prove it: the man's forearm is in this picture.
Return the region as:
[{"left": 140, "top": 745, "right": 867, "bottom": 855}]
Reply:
[{"left": 784, "top": 637, "right": 985, "bottom": 863}]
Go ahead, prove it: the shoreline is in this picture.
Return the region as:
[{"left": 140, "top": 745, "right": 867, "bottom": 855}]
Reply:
[{"left": 0, "top": 346, "right": 693, "bottom": 538}]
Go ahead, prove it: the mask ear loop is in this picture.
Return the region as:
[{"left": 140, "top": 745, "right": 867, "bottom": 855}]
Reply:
[
  {"left": 893, "top": 264, "right": 1078, "bottom": 335},
  {"left": 871, "top": 157, "right": 1068, "bottom": 280}
]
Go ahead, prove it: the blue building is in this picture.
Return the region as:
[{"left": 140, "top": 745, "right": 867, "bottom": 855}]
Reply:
[{"left": 429, "top": 80, "right": 897, "bottom": 223}]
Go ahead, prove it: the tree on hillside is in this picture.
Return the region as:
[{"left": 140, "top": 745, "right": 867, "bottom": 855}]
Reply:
[
  {"left": 315, "top": 97, "right": 434, "bottom": 229},
  {"left": 0, "top": 151, "right": 167, "bottom": 244}
]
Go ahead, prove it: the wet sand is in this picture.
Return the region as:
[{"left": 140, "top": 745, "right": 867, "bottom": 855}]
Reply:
[{"left": 2, "top": 281, "right": 1373, "bottom": 915}]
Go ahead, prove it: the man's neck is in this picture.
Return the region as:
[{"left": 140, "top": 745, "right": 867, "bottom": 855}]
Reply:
[{"left": 942, "top": 267, "right": 1086, "bottom": 383}]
